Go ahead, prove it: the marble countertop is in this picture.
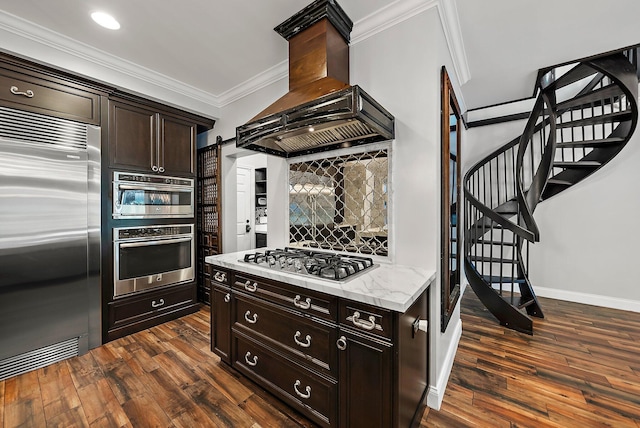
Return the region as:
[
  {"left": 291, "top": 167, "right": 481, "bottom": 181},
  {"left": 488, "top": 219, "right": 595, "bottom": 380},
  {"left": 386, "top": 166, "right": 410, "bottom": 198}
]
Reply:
[{"left": 205, "top": 250, "right": 435, "bottom": 313}]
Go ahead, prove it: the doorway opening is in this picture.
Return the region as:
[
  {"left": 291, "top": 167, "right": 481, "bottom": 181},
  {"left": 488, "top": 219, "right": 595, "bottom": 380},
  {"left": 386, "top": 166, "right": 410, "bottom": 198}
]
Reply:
[{"left": 235, "top": 154, "right": 267, "bottom": 251}]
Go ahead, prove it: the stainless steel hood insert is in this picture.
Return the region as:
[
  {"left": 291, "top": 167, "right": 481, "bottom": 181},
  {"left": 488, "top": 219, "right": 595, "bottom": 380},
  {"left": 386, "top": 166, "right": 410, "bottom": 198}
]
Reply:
[
  {"left": 236, "top": 0, "right": 395, "bottom": 158},
  {"left": 237, "top": 85, "right": 394, "bottom": 157}
]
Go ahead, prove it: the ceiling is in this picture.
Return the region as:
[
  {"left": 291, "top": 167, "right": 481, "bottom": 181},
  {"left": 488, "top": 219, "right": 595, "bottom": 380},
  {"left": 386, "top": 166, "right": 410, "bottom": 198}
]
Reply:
[{"left": 0, "top": 0, "right": 639, "bottom": 113}]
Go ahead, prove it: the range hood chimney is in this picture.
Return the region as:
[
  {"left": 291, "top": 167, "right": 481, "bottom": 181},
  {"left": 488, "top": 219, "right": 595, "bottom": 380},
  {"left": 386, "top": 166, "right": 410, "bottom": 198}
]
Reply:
[{"left": 236, "top": 0, "right": 395, "bottom": 158}]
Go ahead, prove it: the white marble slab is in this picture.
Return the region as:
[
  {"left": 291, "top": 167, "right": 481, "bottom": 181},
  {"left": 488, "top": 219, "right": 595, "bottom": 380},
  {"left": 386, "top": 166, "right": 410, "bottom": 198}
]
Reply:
[{"left": 205, "top": 250, "right": 435, "bottom": 313}]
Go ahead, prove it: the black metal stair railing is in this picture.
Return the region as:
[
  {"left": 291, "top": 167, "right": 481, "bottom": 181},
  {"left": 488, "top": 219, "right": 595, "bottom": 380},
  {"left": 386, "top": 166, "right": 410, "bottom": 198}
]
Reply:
[{"left": 463, "top": 50, "right": 639, "bottom": 334}]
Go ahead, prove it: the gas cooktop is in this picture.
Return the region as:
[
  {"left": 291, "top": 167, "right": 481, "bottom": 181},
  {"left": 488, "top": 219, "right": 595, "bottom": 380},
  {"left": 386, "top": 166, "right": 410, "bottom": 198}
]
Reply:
[{"left": 241, "top": 247, "right": 376, "bottom": 281}]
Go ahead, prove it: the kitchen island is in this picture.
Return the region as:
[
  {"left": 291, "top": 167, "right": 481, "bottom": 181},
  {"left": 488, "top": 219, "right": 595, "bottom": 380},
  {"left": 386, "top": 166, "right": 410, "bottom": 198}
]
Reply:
[{"left": 206, "top": 249, "right": 435, "bottom": 428}]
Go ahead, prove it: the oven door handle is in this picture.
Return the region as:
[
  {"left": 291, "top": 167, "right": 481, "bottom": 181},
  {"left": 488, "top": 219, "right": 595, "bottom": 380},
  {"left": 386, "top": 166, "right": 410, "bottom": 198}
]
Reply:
[
  {"left": 118, "top": 237, "right": 192, "bottom": 248},
  {"left": 115, "top": 183, "right": 192, "bottom": 192}
]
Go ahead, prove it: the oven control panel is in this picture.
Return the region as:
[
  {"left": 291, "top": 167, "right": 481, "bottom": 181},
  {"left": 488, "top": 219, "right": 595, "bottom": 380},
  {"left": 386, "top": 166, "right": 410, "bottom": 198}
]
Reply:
[{"left": 116, "top": 224, "right": 193, "bottom": 240}]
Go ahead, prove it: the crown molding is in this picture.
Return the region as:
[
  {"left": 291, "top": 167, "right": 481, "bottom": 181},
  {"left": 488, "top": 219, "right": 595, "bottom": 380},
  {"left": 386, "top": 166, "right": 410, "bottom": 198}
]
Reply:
[
  {"left": 437, "top": 0, "right": 471, "bottom": 86},
  {"left": 217, "top": 60, "right": 288, "bottom": 107},
  {"left": 351, "top": 0, "right": 439, "bottom": 45},
  {"left": 0, "top": 10, "right": 221, "bottom": 108},
  {"left": 0, "top": 1, "right": 471, "bottom": 112},
  {"left": 221, "top": 0, "right": 472, "bottom": 108}
]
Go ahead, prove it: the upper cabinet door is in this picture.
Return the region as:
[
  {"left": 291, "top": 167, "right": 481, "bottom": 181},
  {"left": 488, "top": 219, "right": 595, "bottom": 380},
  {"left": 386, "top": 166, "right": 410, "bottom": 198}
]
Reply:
[
  {"left": 159, "top": 114, "right": 196, "bottom": 176},
  {"left": 109, "top": 100, "right": 157, "bottom": 172},
  {"left": 108, "top": 100, "right": 197, "bottom": 177}
]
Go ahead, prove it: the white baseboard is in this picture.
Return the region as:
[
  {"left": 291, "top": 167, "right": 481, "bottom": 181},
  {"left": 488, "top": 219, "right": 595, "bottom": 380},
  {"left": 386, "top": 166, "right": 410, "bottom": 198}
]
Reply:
[
  {"left": 534, "top": 286, "right": 640, "bottom": 313},
  {"left": 426, "top": 316, "right": 462, "bottom": 410}
]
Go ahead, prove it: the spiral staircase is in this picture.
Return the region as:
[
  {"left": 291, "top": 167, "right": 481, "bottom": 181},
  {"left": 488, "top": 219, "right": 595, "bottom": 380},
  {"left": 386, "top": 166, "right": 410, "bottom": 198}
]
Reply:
[{"left": 463, "top": 49, "right": 639, "bottom": 334}]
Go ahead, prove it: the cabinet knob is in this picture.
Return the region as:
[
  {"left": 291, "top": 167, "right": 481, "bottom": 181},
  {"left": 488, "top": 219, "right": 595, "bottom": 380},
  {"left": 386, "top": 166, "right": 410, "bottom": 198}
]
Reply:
[
  {"left": 336, "top": 335, "right": 347, "bottom": 351},
  {"left": 293, "top": 380, "right": 311, "bottom": 399},
  {"left": 244, "top": 281, "right": 257, "bottom": 292},
  {"left": 293, "top": 331, "right": 312, "bottom": 348},
  {"left": 244, "top": 310, "right": 258, "bottom": 324},
  {"left": 10, "top": 85, "right": 34, "bottom": 98},
  {"left": 349, "top": 311, "right": 377, "bottom": 331},
  {"left": 244, "top": 351, "right": 258, "bottom": 367},
  {"left": 158, "top": 166, "right": 165, "bottom": 173},
  {"left": 293, "top": 294, "right": 311, "bottom": 310},
  {"left": 152, "top": 165, "right": 159, "bottom": 172},
  {"left": 224, "top": 293, "right": 230, "bottom": 303}
]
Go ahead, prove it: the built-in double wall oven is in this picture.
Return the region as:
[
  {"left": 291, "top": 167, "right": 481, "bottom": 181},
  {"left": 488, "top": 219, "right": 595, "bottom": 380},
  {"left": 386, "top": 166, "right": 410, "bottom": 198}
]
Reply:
[
  {"left": 113, "top": 171, "right": 194, "bottom": 219},
  {"left": 112, "top": 171, "right": 195, "bottom": 298}
]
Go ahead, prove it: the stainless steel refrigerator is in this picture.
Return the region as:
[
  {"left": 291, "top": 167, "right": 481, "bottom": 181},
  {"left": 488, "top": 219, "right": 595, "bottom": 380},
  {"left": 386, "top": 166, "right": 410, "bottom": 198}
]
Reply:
[{"left": 0, "top": 106, "right": 101, "bottom": 381}]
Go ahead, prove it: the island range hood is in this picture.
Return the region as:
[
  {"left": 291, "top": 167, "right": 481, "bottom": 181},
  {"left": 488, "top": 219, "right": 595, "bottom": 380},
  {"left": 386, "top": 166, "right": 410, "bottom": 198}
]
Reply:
[{"left": 236, "top": 0, "right": 395, "bottom": 158}]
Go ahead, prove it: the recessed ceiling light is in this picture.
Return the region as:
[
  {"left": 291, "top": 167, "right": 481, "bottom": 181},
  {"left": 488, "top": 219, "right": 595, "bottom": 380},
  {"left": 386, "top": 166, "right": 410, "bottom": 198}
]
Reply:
[{"left": 91, "top": 11, "right": 120, "bottom": 30}]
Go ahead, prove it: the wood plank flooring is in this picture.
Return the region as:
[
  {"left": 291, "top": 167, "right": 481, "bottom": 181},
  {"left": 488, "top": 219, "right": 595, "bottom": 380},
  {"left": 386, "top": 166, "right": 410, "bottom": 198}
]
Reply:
[
  {"left": 1, "top": 290, "right": 639, "bottom": 427},
  {"left": 420, "top": 290, "right": 640, "bottom": 427}
]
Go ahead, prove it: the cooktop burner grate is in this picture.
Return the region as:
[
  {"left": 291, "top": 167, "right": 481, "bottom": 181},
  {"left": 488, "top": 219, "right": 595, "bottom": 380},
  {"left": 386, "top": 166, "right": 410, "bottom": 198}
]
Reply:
[{"left": 242, "top": 247, "right": 375, "bottom": 281}]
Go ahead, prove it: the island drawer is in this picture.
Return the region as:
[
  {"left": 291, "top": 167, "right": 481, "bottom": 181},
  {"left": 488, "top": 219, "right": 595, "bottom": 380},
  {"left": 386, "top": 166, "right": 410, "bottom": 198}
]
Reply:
[
  {"left": 232, "top": 331, "right": 337, "bottom": 428},
  {"left": 210, "top": 266, "right": 230, "bottom": 287},
  {"left": 234, "top": 293, "right": 337, "bottom": 377},
  {"left": 339, "top": 300, "right": 393, "bottom": 340},
  {"left": 233, "top": 272, "right": 337, "bottom": 321}
]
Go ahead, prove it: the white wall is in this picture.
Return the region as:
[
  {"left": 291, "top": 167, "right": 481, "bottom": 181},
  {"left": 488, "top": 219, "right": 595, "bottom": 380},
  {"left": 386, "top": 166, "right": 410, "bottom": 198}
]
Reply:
[
  {"left": 199, "top": 77, "right": 290, "bottom": 253},
  {"left": 530, "top": 127, "right": 640, "bottom": 311},
  {"left": 464, "top": 105, "right": 640, "bottom": 312}
]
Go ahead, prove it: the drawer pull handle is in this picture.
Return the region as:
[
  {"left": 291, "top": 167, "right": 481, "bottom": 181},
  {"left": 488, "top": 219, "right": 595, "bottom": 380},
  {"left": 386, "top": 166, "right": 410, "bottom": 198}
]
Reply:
[
  {"left": 214, "top": 271, "right": 226, "bottom": 282},
  {"left": 293, "top": 295, "right": 311, "bottom": 309},
  {"left": 151, "top": 299, "right": 165, "bottom": 308},
  {"left": 244, "top": 281, "right": 257, "bottom": 292},
  {"left": 10, "top": 86, "right": 34, "bottom": 98},
  {"left": 350, "top": 311, "right": 376, "bottom": 331},
  {"left": 244, "top": 310, "right": 258, "bottom": 324},
  {"left": 224, "top": 293, "right": 230, "bottom": 303},
  {"left": 336, "top": 336, "right": 347, "bottom": 351},
  {"left": 244, "top": 351, "right": 258, "bottom": 367},
  {"left": 293, "top": 380, "right": 311, "bottom": 399},
  {"left": 294, "top": 331, "right": 312, "bottom": 348}
]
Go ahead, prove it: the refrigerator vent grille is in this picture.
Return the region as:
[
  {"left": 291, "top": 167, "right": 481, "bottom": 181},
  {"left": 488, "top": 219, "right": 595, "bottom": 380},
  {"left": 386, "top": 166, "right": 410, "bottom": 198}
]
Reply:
[
  {"left": 0, "top": 106, "right": 88, "bottom": 150},
  {"left": 0, "top": 337, "right": 80, "bottom": 381}
]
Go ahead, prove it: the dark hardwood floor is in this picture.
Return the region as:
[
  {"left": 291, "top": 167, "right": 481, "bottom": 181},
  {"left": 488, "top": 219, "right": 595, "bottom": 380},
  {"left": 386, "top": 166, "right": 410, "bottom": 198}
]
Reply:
[
  {"left": 1, "top": 290, "right": 639, "bottom": 427},
  {"left": 421, "top": 290, "right": 640, "bottom": 427}
]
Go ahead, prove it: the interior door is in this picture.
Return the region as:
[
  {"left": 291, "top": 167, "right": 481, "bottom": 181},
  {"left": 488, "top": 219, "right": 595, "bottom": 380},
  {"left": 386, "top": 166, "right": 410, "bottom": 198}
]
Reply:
[{"left": 236, "top": 166, "right": 252, "bottom": 251}]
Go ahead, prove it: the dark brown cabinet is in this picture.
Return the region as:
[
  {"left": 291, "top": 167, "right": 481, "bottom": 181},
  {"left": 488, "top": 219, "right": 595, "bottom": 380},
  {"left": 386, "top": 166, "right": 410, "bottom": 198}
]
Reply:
[
  {"left": 106, "top": 282, "right": 198, "bottom": 342},
  {"left": 109, "top": 99, "right": 196, "bottom": 176},
  {"left": 197, "top": 142, "right": 222, "bottom": 304},
  {"left": 0, "top": 60, "right": 103, "bottom": 125},
  {"left": 211, "top": 267, "right": 231, "bottom": 363},
  {"left": 337, "top": 329, "right": 393, "bottom": 428},
  {"left": 211, "top": 268, "right": 429, "bottom": 427}
]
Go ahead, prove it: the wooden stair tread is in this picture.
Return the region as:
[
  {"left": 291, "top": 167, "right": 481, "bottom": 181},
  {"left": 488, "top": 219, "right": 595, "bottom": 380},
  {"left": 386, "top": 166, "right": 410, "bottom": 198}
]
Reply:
[
  {"left": 471, "top": 220, "right": 505, "bottom": 228},
  {"left": 547, "top": 178, "right": 573, "bottom": 186},
  {"left": 469, "top": 255, "right": 517, "bottom": 264},
  {"left": 472, "top": 238, "right": 517, "bottom": 246},
  {"left": 556, "top": 111, "right": 632, "bottom": 128},
  {"left": 551, "top": 64, "right": 599, "bottom": 89},
  {"left": 553, "top": 160, "right": 602, "bottom": 168},
  {"left": 481, "top": 275, "right": 526, "bottom": 284},
  {"left": 494, "top": 200, "right": 519, "bottom": 216},
  {"left": 556, "top": 83, "right": 624, "bottom": 110},
  {"left": 556, "top": 137, "right": 625, "bottom": 148}
]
